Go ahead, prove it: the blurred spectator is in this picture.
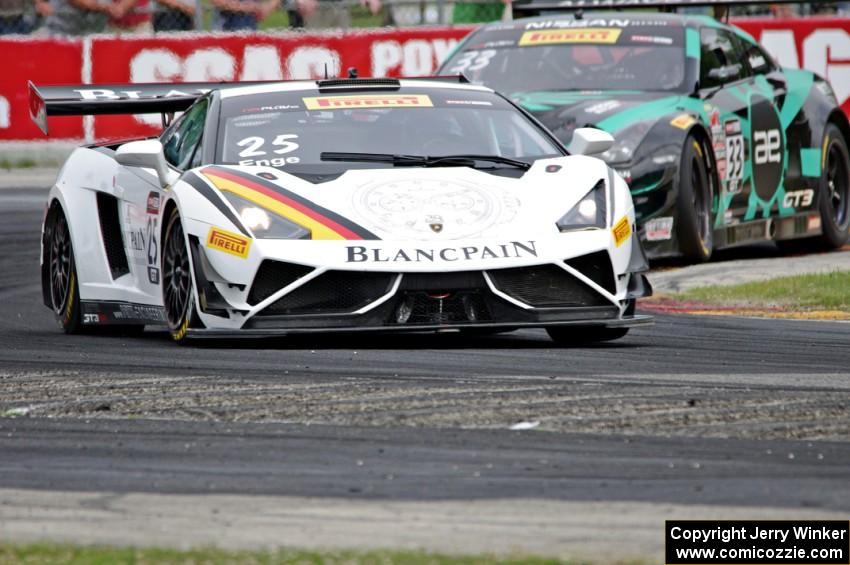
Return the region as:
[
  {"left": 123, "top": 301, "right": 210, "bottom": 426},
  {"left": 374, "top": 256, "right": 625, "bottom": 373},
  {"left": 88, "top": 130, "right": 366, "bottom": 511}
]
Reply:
[
  {"left": 0, "top": 0, "right": 50, "bottom": 33},
  {"left": 46, "top": 0, "right": 110, "bottom": 33},
  {"left": 839, "top": 2, "right": 850, "bottom": 15},
  {"left": 108, "top": 0, "right": 152, "bottom": 31},
  {"left": 302, "top": 0, "right": 347, "bottom": 29},
  {"left": 153, "top": 0, "right": 193, "bottom": 30},
  {"left": 770, "top": 3, "right": 798, "bottom": 17},
  {"left": 297, "top": 0, "right": 359, "bottom": 28},
  {"left": 212, "top": 0, "right": 279, "bottom": 30},
  {"left": 453, "top": 0, "right": 509, "bottom": 24},
  {"left": 285, "top": 0, "right": 302, "bottom": 27},
  {"left": 388, "top": 0, "right": 449, "bottom": 25},
  {"left": 297, "top": 0, "right": 379, "bottom": 29}
]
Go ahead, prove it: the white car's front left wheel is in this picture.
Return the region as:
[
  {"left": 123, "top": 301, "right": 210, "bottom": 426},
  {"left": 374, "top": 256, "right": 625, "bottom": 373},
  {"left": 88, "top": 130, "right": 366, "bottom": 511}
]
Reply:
[{"left": 162, "top": 208, "right": 200, "bottom": 344}]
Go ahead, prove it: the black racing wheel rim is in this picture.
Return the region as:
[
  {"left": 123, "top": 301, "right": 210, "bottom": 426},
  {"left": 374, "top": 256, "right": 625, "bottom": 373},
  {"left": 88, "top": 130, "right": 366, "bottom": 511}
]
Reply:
[
  {"left": 826, "top": 140, "right": 849, "bottom": 227},
  {"left": 163, "top": 217, "right": 191, "bottom": 328},
  {"left": 49, "top": 211, "right": 72, "bottom": 315},
  {"left": 691, "top": 148, "right": 711, "bottom": 245}
]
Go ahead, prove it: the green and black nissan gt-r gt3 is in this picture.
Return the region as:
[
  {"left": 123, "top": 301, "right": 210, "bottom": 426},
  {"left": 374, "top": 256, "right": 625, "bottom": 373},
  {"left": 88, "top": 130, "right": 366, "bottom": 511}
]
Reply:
[{"left": 438, "top": 2, "right": 850, "bottom": 261}]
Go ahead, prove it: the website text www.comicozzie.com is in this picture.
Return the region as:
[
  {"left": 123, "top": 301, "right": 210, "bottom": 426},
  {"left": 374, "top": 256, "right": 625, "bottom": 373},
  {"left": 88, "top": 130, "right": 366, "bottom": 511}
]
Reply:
[{"left": 665, "top": 520, "right": 850, "bottom": 565}]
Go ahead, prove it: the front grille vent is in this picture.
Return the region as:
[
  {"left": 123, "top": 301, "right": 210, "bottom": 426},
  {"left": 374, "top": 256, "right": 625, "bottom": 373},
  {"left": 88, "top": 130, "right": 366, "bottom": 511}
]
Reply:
[
  {"left": 248, "top": 260, "right": 313, "bottom": 305},
  {"left": 565, "top": 251, "right": 616, "bottom": 294},
  {"left": 259, "top": 271, "right": 395, "bottom": 315},
  {"left": 390, "top": 290, "right": 491, "bottom": 325},
  {"left": 487, "top": 265, "right": 607, "bottom": 308}
]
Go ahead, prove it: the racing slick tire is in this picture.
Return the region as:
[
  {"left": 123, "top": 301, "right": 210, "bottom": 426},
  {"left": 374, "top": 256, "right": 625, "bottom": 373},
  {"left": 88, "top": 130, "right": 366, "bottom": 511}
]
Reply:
[
  {"left": 45, "top": 203, "right": 83, "bottom": 334},
  {"left": 545, "top": 300, "right": 633, "bottom": 345},
  {"left": 44, "top": 203, "right": 146, "bottom": 336},
  {"left": 817, "top": 123, "right": 850, "bottom": 249},
  {"left": 162, "top": 208, "right": 202, "bottom": 344},
  {"left": 675, "top": 137, "right": 714, "bottom": 262}
]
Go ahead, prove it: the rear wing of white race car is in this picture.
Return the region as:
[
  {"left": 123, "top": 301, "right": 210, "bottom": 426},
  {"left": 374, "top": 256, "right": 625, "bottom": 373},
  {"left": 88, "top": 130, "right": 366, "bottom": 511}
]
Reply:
[
  {"left": 28, "top": 81, "right": 271, "bottom": 135},
  {"left": 27, "top": 75, "right": 473, "bottom": 135}
]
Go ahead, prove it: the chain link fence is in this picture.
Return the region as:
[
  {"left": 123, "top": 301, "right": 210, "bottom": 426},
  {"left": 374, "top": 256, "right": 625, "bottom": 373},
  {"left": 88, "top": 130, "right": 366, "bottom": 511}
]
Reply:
[
  {"left": 192, "top": 0, "right": 493, "bottom": 31},
  {"left": 1, "top": 0, "right": 847, "bottom": 34}
]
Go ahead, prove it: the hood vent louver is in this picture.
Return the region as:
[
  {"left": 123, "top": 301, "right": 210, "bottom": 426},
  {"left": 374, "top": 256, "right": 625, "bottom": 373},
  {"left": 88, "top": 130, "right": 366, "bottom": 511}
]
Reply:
[{"left": 316, "top": 78, "right": 401, "bottom": 91}]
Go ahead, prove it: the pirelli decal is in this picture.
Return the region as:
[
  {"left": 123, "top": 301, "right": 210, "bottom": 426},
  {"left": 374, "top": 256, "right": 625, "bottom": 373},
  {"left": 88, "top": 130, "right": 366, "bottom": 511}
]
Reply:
[
  {"left": 518, "top": 28, "right": 622, "bottom": 46},
  {"left": 202, "top": 166, "right": 380, "bottom": 241},
  {"left": 207, "top": 227, "right": 251, "bottom": 258},
  {"left": 612, "top": 216, "right": 632, "bottom": 247},
  {"left": 302, "top": 94, "right": 433, "bottom": 110}
]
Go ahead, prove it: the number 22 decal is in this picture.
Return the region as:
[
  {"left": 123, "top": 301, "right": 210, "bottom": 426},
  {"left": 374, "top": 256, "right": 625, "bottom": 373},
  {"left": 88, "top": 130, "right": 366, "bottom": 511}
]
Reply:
[
  {"left": 753, "top": 129, "right": 781, "bottom": 164},
  {"left": 237, "top": 134, "right": 300, "bottom": 158}
]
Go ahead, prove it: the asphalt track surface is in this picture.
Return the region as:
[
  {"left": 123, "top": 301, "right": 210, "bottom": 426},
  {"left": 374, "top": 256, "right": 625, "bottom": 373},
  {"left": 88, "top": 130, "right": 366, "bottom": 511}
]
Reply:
[{"left": 1, "top": 184, "right": 849, "bottom": 560}]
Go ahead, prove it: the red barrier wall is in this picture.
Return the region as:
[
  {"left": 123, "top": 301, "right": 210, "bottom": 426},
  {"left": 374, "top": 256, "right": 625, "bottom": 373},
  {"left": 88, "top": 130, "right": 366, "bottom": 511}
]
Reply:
[
  {"left": 734, "top": 17, "right": 850, "bottom": 115},
  {"left": 0, "top": 37, "right": 86, "bottom": 139},
  {"left": 2, "top": 17, "right": 850, "bottom": 142},
  {"left": 1, "top": 27, "right": 472, "bottom": 141}
]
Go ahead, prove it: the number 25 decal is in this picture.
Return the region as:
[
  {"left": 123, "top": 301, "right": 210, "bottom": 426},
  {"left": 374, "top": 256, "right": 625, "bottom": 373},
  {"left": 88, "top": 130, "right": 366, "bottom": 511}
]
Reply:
[
  {"left": 237, "top": 134, "right": 300, "bottom": 159},
  {"left": 753, "top": 129, "right": 781, "bottom": 165}
]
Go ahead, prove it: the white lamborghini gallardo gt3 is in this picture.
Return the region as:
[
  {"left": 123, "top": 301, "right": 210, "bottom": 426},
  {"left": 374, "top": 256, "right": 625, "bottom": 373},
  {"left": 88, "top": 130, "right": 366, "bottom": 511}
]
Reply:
[{"left": 30, "top": 77, "right": 652, "bottom": 344}]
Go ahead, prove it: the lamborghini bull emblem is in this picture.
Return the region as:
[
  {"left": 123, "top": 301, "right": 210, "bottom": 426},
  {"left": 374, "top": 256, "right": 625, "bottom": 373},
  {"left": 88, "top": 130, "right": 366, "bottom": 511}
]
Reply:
[{"left": 426, "top": 215, "right": 443, "bottom": 233}]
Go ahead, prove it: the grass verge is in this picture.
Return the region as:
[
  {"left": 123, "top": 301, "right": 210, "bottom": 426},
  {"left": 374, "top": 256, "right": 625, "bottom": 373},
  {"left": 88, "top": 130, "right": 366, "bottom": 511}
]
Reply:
[
  {"left": 645, "top": 271, "right": 850, "bottom": 319},
  {"left": 0, "top": 158, "right": 38, "bottom": 170},
  {"left": 674, "top": 271, "right": 850, "bottom": 311},
  {"left": 0, "top": 542, "right": 640, "bottom": 565}
]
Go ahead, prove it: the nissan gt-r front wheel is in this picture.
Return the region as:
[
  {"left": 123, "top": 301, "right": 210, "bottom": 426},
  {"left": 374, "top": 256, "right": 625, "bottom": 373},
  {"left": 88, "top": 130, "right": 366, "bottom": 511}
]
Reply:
[
  {"left": 45, "top": 203, "right": 82, "bottom": 334},
  {"left": 818, "top": 124, "right": 850, "bottom": 249},
  {"left": 162, "top": 209, "right": 200, "bottom": 344},
  {"left": 676, "top": 137, "right": 714, "bottom": 262}
]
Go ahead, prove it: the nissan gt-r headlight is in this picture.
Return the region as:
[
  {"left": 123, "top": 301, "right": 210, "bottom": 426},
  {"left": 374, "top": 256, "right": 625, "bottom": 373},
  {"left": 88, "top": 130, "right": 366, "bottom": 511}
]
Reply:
[
  {"left": 599, "top": 121, "right": 653, "bottom": 165},
  {"left": 556, "top": 179, "right": 607, "bottom": 232},
  {"left": 223, "top": 192, "right": 311, "bottom": 240}
]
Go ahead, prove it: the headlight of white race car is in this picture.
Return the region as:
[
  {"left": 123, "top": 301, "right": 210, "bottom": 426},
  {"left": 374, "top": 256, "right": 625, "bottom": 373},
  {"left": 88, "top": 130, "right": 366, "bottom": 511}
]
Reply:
[
  {"left": 222, "top": 192, "right": 311, "bottom": 239},
  {"left": 556, "top": 179, "right": 607, "bottom": 232}
]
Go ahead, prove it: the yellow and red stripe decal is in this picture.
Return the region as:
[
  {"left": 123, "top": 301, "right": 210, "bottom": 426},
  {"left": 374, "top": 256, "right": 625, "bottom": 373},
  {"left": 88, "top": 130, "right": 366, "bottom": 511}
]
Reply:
[{"left": 201, "top": 166, "right": 379, "bottom": 241}]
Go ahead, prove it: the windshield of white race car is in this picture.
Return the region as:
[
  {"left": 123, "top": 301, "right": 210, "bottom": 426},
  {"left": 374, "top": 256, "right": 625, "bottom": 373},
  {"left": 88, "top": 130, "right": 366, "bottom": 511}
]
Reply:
[
  {"left": 217, "top": 87, "right": 563, "bottom": 171},
  {"left": 441, "top": 23, "right": 687, "bottom": 93}
]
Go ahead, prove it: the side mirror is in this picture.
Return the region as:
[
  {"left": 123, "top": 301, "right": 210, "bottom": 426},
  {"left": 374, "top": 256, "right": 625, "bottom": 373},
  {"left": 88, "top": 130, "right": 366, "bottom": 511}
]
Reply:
[
  {"left": 567, "top": 127, "right": 614, "bottom": 156},
  {"left": 115, "top": 139, "right": 176, "bottom": 189},
  {"left": 707, "top": 64, "right": 742, "bottom": 82}
]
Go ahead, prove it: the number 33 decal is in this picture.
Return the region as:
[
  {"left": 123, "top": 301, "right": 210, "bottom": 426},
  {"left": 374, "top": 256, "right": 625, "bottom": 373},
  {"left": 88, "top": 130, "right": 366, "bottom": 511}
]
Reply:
[
  {"left": 447, "top": 50, "right": 497, "bottom": 74},
  {"left": 237, "top": 134, "right": 300, "bottom": 158}
]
